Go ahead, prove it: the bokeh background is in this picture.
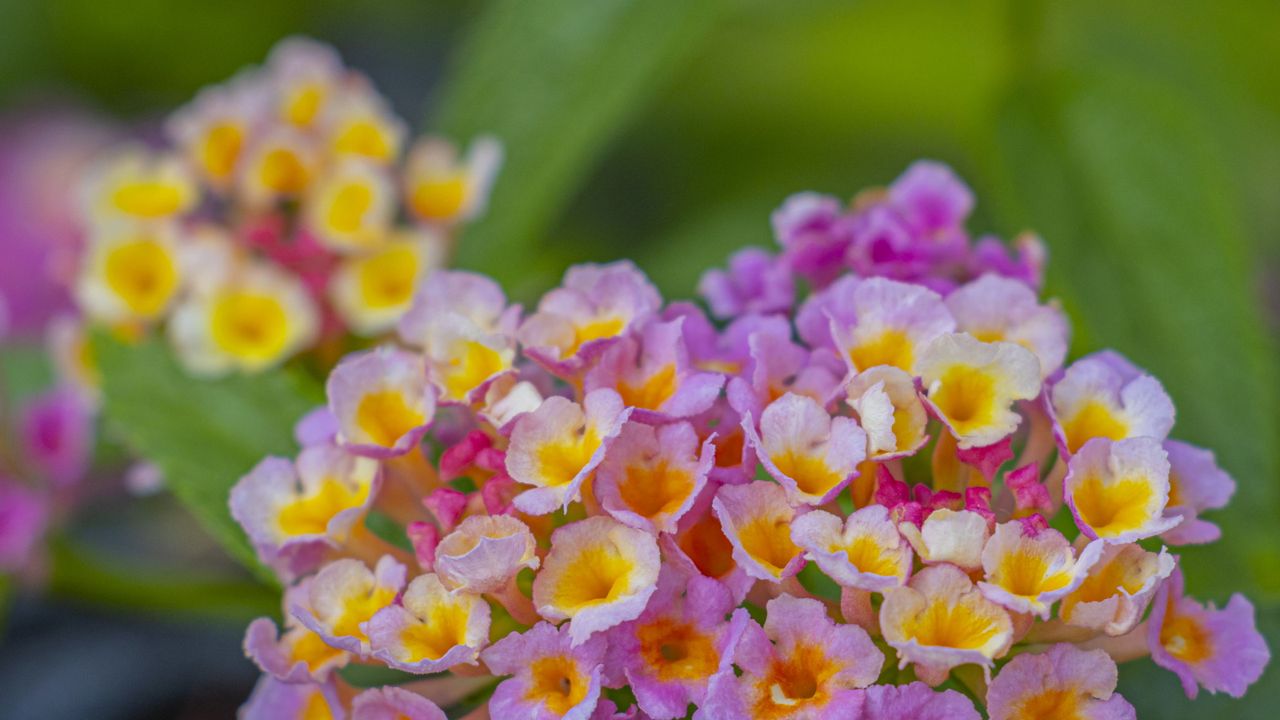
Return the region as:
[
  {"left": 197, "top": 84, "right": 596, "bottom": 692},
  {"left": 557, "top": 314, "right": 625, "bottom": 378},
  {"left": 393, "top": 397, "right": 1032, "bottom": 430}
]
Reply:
[{"left": 2, "top": 0, "right": 1278, "bottom": 717}]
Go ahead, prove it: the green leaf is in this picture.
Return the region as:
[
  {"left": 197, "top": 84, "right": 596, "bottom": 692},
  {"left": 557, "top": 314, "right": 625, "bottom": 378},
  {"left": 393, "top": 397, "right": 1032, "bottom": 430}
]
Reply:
[
  {"left": 93, "top": 334, "right": 321, "bottom": 575},
  {"left": 432, "top": 0, "right": 727, "bottom": 296}
]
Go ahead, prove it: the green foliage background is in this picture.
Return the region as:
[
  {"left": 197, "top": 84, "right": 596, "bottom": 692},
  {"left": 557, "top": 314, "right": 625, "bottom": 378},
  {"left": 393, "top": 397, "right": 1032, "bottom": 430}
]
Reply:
[{"left": 4, "top": 0, "right": 1279, "bottom": 715}]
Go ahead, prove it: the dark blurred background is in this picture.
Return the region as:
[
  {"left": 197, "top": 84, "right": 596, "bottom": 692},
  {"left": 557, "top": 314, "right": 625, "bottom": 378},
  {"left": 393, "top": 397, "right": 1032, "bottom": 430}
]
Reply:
[{"left": 2, "top": 0, "right": 1278, "bottom": 717}]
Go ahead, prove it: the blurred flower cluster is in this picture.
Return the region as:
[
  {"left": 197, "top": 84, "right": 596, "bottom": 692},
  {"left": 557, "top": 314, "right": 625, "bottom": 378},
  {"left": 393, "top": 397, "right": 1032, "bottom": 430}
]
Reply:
[
  {"left": 72, "top": 38, "right": 501, "bottom": 377},
  {"left": 229, "top": 161, "right": 1269, "bottom": 719},
  {"left": 1, "top": 108, "right": 119, "bottom": 584}
]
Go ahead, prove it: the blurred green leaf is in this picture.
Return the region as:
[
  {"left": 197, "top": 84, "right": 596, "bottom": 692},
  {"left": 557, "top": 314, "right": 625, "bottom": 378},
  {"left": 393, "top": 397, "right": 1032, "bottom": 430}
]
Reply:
[
  {"left": 48, "top": 536, "right": 277, "bottom": 622},
  {"left": 93, "top": 334, "right": 321, "bottom": 575},
  {"left": 432, "top": 0, "right": 727, "bottom": 296}
]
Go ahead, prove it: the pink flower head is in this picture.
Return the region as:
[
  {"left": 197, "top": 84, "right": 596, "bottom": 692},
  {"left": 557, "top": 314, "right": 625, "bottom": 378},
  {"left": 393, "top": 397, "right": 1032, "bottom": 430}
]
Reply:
[
  {"left": 584, "top": 317, "right": 725, "bottom": 422},
  {"left": 745, "top": 392, "right": 866, "bottom": 506},
  {"left": 240, "top": 676, "right": 344, "bottom": 720},
  {"left": 290, "top": 555, "right": 407, "bottom": 656},
  {"left": 987, "top": 644, "right": 1135, "bottom": 720},
  {"left": 506, "top": 389, "right": 630, "bottom": 514},
  {"left": 918, "top": 332, "right": 1041, "bottom": 449},
  {"left": 1161, "top": 439, "right": 1235, "bottom": 545},
  {"left": 0, "top": 477, "right": 49, "bottom": 573},
  {"left": 707, "top": 594, "right": 881, "bottom": 719},
  {"left": 698, "top": 246, "right": 794, "bottom": 320},
  {"left": 945, "top": 274, "right": 1068, "bottom": 378},
  {"left": 327, "top": 347, "right": 437, "bottom": 458},
  {"left": 968, "top": 233, "right": 1046, "bottom": 290},
  {"left": 403, "top": 136, "right": 503, "bottom": 227},
  {"left": 880, "top": 564, "right": 1013, "bottom": 680},
  {"left": 845, "top": 365, "right": 929, "bottom": 460},
  {"left": 790, "top": 505, "right": 912, "bottom": 591},
  {"left": 846, "top": 203, "right": 934, "bottom": 283},
  {"left": 711, "top": 481, "right": 804, "bottom": 582},
  {"left": 771, "top": 192, "right": 853, "bottom": 287},
  {"left": 518, "top": 261, "right": 662, "bottom": 378},
  {"left": 20, "top": 386, "right": 93, "bottom": 488},
  {"left": 1149, "top": 567, "right": 1270, "bottom": 699},
  {"left": 482, "top": 621, "right": 608, "bottom": 720},
  {"left": 532, "top": 516, "right": 661, "bottom": 645},
  {"left": 888, "top": 160, "right": 974, "bottom": 235},
  {"left": 862, "top": 682, "right": 980, "bottom": 720},
  {"left": 1060, "top": 543, "right": 1175, "bottom": 636},
  {"left": 1064, "top": 437, "right": 1180, "bottom": 543},
  {"left": 244, "top": 578, "right": 350, "bottom": 683},
  {"left": 230, "top": 445, "right": 378, "bottom": 574},
  {"left": 594, "top": 420, "right": 714, "bottom": 534},
  {"left": 351, "top": 686, "right": 446, "bottom": 720},
  {"left": 826, "top": 277, "right": 955, "bottom": 376},
  {"left": 977, "top": 521, "right": 1102, "bottom": 619},
  {"left": 433, "top": 514, "right": 539, "bottom": 594},
  {"left": 398, "top": 270, "right": 520, "bottom": 404},
  {"left": 367, "top": 572, "right": 491, "bottom": 673},
  {"left": 604, "top": 568, "right": 749, "bottom": 719},
  {"left": 1051, "top": 351, "right": 1175, "bottom": 456}
]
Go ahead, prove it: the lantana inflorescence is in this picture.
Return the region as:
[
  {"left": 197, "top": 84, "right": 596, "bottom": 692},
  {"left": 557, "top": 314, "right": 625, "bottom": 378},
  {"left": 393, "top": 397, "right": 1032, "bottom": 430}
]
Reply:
[
  {"left": 72, "top": 37, "right": 501, "bottom": 377},
  {"left": 231, "top": 160, "right": 1268, "bottom": 719}
]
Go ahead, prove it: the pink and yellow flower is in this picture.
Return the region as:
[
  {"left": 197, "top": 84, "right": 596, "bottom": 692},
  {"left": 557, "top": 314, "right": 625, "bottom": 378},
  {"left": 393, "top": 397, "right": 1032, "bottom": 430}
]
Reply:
[
  {"left": 603, "top": 569, "right": 749, "bottom": 720},
  {"left": 403, "top": 136, "right": 502, "bottom": 226},
  {"left": 78, "top": 147, "right": 196, "bottom": 223},
  {"left": 790, "top": 505, "right": 912, "bottom": 591},
  {"left": 898, "top": 508, "right": 991, "bottom": 571},
  {"left": 230, "top": 444, "right": 378, "bottom": 572},
  {"left": 166, "top": 74, "right": 265, "bottom": 191},
  {"left": 1050, "top": 351, "right": 1175, "bottom": 455},
  {"left": 169, "top": 259, "right": 319, "bottom": 375},
  {"left": 329, "top": 229, "right": 441, "bottom": 336},
  {"left": 945, "top": 274, "right": 1068, "bottom": 378},
  {"left": 236, "top": 128, "right": 318, "bottom": 206},
  {"left": 306, "top": 158, "right": 396, "bottom": 252},
  {"left": 986, "top": 644, "right": 1135, "bottom": 720},
  {"left": 531, "top": 516, "right": 661, "bottom": 644},
  {"left": 585, "top": 317, "right": 725, "bottom": 421},
  {"left": 862, "top": 682, "right": 980, "bottom": 720},
  {"left": 482, "top": 621, "right": 608, "bottom": 719},
  {"left": 367, "top": 572, "right": 490, "bottom": 673},
  {"left": 290, "top": 555, "right": 406, "bottom": 655},
  {"left": 326, "top": 347, "right": 437, "bottom": 458},
  {"left": 433, "top": 514, "right": 540, "bottom": 594},
  {"left": 75, "top": 221, "right": 184, "bottom": 325},
  {"left": 1064, "top": 437, "right": 1180, "bottom": 543},
  {"left": 518, "top": 261, "right": 662, "bottom": 377},
  {"left": 711, "top": 481, "right": 804, "bottom": 582},
  {"left": 917, "top": 332, "right": 1041, "bottom": 449},
  {"left": 593, "top": 420, "right": 714, "bottom": 535},
  {"left": 322, "top": 94, "right": 407, "bottom": 165},
  {"left": 1059, "top": 543, "right": 1175, "bottom": 636},
  {"left": 1149, "top": 568, "right": 1270, "bottom": 699},
  {"left": 506, "top": 389, "right": 629, "bottom": 514},
  {"left": 351, "top": 686, "right": 446, "bottom": 720},
  {"left": 745, "top": 392, "right": 866, "bottom": 506},
  {"left": 707, "top": 594, "right": 881, "bottom": 719},
  {"left": 827, "top": 277, "right": 955, "bottom": 375},
  {"left": 881, "top": 563, "right": 1013, "bottom": 680},
  {"left": 845, "top": 365, "right": 928, "bottom": 460},
  {"left": 977, "top": 520, "right": 1101, "bottom": 618},
  {"left": 240, "top": 677, "right": 344, "bottom": 720}
]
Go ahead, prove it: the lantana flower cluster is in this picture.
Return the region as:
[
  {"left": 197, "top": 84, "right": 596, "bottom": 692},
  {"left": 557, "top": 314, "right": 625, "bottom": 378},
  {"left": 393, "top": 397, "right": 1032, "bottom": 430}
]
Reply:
[
  {"left": 231, "top": 161, "right": 1269, "bottom": 719},
  {"left": 72, "top": 38, "right": 500, "bottom": 377}
]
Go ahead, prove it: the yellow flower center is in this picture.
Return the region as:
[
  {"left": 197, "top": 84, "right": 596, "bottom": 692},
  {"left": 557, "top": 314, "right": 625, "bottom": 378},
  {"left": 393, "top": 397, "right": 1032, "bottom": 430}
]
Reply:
[
  {"left": 356, "top": 244, "right": 420, "bottom": 310},
  {"left": 1161, "top": 611, "right": 1212, "bottom": 663},
  {"left": 930, "top": 365, "right": 998, "bottom": 434},
  {"left": 289, "top": 628, "right": 345, "bottom": 671},
  {"left": 110, "top": 181, "right": 185, "bottom": 218},
  {"left": 410, "top": 174, "right": 468, "bottom": 221},
  {"left": 835, "top": 534, "right": 901, "bottom": 577},
  {"left": 535, "top": 429, "right": 601, "bottom": 487},
  {"left": 677, "top": 513, "right": 736, "bottom": 580},
  {"left": 333, "top": 586, "right": 397, "bottom": 641},
  {"left": 738, "top": 515, "right": 801, "bottom": 577},
  {"left": 526, "top": 655, "right": 589, "bottom": 716},
  {"left": 618, "top": 461, "right": 694, "bottom": 520},
  {"left": 301, "top": 689, "right": 334, "bottom": 720},
  {"left": 1072, "top": 475, "right": 1155, "bottom": 538},
  {"left": 437, "top": 341, "right": 507, "bottom": 401},
  {"left": 637, "top": 618, "right": 719, "bottom": 682},
  {"left": 904, "top": 596, "right": 1004, "bottom": 650},
  {"left": 401, "top": 602, "right": 471, "bottom": 661},
  {"left": 333, "top": 119, "right": 392, "bottom": 161},
  {"left": 284, "top": 83, "right": 325, "bottom": 127},
  {"left": 355, "top": 390, "right": 425, "bottom": 448},
  {"left": 1010, "top": 688, "right": 1084, "bottom": 720},
  {"left": 1062, "top": 400, "right": 1129, "bottom": 454},
  {"left": 103, "top": 238, "right": 180, "bottom": 317},
  {"left": 259, "top": 148, "right": 309, "bottom": 194},
  {"left": 568, "top": 316, "right": 625, "bottom": 356},
  {"left": 550, "top": 545, "right": 634, "bottom": 612},
  {"left": 850, "top": 329, "right": 913, "bottom": 372},
  {"left": 277, "top": 479, "right": 368, "bottom": 537},
  {"left": 754, "top": 642, "right": 839, "bottom": 718},
  {"left": 770, "top": 450, "right": 843, "bottom": 498},
  {"left": 200, "top": 122, "right": 244, "bottom": 181},
  {"left": 995, "top": 549, "right": 1072, "bottom": 598},
  {"left": 326, "top": 181, "right": 375, "bottom": 237},
  {"left": 617, "top": 363, "right": 678, "bottom": 411},
  {"left": 209, "top": 291, "right": 292, "bottom": 364}
]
